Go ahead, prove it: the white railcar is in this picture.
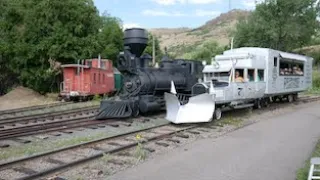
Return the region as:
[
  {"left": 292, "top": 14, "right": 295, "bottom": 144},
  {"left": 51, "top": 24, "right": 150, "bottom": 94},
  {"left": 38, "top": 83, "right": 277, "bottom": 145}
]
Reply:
[{"left": 164, "top": 47, "right": 313, "bottom": 124}]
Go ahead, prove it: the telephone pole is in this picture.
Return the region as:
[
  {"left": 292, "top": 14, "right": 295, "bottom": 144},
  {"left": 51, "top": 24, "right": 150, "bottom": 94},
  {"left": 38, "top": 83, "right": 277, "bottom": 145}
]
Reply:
[{"left": 152, "top": 35, "right": 156, "bottom": 66}]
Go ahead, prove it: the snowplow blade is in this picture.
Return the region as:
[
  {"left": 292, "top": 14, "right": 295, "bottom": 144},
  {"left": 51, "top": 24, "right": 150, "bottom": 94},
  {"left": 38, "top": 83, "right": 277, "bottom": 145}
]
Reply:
[{"left": 164, "top": 92, "right": 215, "bottom": 124}]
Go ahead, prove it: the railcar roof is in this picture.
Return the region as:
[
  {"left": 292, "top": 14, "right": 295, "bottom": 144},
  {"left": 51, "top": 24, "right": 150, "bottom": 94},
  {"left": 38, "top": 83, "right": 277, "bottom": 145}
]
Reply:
[
  {"left": 222, "top": 47, "right": 312, "bottom": 62},
  {"left": 60, "top": 64, "right": 90, "bottom": 68}
]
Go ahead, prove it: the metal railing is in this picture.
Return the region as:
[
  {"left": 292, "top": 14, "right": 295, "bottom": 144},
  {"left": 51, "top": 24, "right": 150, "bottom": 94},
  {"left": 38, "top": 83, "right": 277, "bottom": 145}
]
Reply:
[{"left": 60, "top": 82, "right": 91, "bottom": 95}]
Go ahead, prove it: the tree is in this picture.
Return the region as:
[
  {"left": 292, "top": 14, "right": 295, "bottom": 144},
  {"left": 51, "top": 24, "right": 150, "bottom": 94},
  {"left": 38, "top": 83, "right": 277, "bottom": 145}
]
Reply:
[
  {"left": 183, "top": 40, "right": 226, "bottom": 64},
  {"left": 143, "top": 33, "right": 163, "bottom": 62},
  {"left": 233, "top": 0, "right": 320, "bottom": 51},
  {"left": 95, "top": 12, "right": 124, "bottom": 66},
  {"left": 0, "top": 0, "right": 124, "bottom": 94}
]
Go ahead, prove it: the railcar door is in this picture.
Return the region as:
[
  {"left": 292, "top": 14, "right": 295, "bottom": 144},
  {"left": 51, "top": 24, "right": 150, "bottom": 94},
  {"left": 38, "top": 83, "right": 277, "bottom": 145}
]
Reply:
[
  {"left": 233, "top": 69, "right": 247, "bottom": 100},
  {"left": 271, "top": 57, "right": 279, "bottom": 92},
  {"left": 246, "top": 69, "right": 257, "bottom": 99}
]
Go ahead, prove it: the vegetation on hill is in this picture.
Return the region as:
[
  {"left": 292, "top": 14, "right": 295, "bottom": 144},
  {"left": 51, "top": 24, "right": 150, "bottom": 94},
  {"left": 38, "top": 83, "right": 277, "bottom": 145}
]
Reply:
[
  {"left": 233, "top": 0, "right": 320, "bottom": 52},
  {"left": 150, "top": 10, "right": 250, "bottom": 58},
  {"left": 0, "top": 0, "right": 122, "bottom": 95},
  {"left": 1, "top": 0, "right": 320, "bottom": 95}
]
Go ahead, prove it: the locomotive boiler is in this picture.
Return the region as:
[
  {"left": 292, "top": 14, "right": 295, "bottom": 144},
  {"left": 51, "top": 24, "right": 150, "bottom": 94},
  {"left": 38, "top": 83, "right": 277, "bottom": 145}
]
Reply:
[{"left": 95, "top": 28, "right": 204, "bottom": 120}]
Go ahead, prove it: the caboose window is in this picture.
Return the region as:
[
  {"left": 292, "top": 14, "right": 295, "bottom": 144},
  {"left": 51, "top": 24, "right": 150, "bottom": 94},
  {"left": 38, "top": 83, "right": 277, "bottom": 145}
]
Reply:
[
  {"left": 94, "top": 73, "right": 96, "bottom": 84},
  {"left": 98, "top": 73, "right": 101, "bottom": 84}
]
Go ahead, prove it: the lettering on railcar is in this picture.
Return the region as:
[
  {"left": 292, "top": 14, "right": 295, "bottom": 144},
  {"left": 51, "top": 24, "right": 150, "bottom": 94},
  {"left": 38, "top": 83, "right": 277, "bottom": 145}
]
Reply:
[
  {"left": 305, "top": 63, "right": 312, "bottom": 84},
  {"left": 284, "top": 77, "right": 300, "bottom": 89}
]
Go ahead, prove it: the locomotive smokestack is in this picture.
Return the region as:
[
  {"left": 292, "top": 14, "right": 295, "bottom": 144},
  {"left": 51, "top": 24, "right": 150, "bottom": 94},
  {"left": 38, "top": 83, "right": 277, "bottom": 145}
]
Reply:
[{"left": 124, "top": 28, "right": 148, "bottom": 57}]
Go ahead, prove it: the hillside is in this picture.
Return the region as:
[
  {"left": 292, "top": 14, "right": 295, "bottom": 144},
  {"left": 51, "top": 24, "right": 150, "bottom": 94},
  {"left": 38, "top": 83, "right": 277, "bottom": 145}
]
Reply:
[{"left": 149, "top": 9, "right": 251, "bottom": 57}]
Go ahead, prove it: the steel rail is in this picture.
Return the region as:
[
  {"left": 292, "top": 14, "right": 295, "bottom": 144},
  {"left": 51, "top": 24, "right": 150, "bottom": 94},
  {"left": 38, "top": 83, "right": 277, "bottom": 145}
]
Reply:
[
  {"left": 16, "top": 124, "right": 196, "bottom": 180},
  {"left": 0, "top": 105, "right": 99, "bottom": 123},
  {"left": 0, "top": 96, "right": 319, "bottom": 180},
  {"left": 0, "top": 102, "right": 73, "bottom": 115},
  {"left": 0, "top": 123, "right": 170, "bottom": 169},
  {"left": 0, "top": 118, "right": 109, "bottom": 140}
]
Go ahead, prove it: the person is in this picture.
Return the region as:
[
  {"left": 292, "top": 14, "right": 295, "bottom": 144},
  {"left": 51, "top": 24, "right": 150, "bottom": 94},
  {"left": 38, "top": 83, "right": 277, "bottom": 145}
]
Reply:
[
  {"left": 280, "top": 68, "right": 285, "bottom": 75},
  {"left": 235, "top": 71, "right": 245, "bottom": 83}
]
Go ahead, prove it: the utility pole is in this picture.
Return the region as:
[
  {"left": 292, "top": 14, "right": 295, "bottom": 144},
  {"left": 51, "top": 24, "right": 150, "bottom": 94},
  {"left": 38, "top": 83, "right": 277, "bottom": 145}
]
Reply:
[{"left": 152, "top": 35, "right": 156, "bottom": 66}]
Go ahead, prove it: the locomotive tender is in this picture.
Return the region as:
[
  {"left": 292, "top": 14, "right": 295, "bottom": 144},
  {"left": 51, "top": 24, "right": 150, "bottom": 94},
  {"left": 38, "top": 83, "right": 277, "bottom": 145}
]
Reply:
[
  {"left": 95, "top": 28, "right": 203, "bottom": 120},
  {"left": 165, "top": 47, "right": 313, "bottom": 124}
]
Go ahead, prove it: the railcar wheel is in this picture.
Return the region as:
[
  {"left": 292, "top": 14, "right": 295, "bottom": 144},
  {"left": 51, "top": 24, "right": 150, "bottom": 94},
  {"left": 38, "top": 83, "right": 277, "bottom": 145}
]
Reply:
[
  {"left": 293, "top": 94, "right": 298, "bottom": 101},
  {"left": 287, "top": 94, "right": 294, "bottom": 103},
  {"left": 264, "top": 97, "right": 270, "bottom": 107},
  {"left": 214, "top": 108, "right": 222, "bottom": 120},
  {"left": 254, "top": 99, "right": 262, "bottom": 109}
]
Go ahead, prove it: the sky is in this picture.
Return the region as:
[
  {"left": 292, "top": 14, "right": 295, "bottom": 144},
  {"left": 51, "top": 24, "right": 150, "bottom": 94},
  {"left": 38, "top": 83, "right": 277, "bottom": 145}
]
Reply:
[{"left": 93, "top": 0, "right": 263, "bottom": 29}]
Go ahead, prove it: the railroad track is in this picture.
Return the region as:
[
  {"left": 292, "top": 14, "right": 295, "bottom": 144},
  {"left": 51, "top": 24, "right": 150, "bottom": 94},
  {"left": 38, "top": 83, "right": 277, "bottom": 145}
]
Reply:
[
  {"left": 0, "top": 102, "right": 73, "bottom": 117},
  {"left": 0, "top": 105, "right": 99, "bottom": 125},
  {"left": 0, "top": 95, "right": 319, "bottom": 180},
  {"left": 0, "top": 107, "right": 100, "bottom": 140}
]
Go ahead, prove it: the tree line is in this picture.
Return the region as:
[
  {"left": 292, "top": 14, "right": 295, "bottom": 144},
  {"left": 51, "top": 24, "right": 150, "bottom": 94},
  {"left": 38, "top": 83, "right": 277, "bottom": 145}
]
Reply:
[
  {"left": 1, "top": 0, "right": 319, "bottom": 95},
  {"left": 0, "top": 0, "right": 162, "bottom": 95},
  {"left": 183, "top": 0, "right": 320, "bottom": 65}
]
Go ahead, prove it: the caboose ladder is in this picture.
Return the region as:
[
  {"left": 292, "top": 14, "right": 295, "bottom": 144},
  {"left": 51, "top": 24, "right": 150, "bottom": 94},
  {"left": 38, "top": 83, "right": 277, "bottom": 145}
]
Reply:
[{"left": 308, "top": 157, "right": 320, "bottom": 180}]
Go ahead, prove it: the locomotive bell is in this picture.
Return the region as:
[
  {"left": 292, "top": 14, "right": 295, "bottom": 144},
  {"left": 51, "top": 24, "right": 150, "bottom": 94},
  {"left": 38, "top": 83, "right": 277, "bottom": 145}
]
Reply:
[{"left": 123, "top": 28, "right": 148, "bottom": 57}]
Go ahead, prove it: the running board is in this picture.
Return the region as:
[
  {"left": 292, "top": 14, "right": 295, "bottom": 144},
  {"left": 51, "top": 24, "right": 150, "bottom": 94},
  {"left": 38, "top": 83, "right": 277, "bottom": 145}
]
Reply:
[{"left": 232, "top": 103, "right": 254, "bottom": 109}]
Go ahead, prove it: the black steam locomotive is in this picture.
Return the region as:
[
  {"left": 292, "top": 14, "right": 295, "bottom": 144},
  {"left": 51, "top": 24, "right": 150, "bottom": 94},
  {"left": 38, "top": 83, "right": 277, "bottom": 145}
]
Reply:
[{"left": 95, "top": 28, "right": 204, "bottom": 120}]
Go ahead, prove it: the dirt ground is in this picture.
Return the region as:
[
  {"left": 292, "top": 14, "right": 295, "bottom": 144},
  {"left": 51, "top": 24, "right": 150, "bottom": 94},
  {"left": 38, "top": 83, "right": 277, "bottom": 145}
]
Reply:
[{"left": 0, "top": 86, "right": 58, "bottom": 111}]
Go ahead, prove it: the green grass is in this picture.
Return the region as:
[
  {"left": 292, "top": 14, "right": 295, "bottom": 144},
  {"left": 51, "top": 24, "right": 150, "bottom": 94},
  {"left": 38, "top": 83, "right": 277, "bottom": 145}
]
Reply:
[
  {"left": 0, "top": 132, "right": 107, "bottom": 160},
  {"left": 304, "top": 70, "right": 320, "bottom": 95},
  {"left": 296, "top": 140, "right": 320, "bottom": 180},
  {"left": 217, "top": 116, "right": 243, "bottom": 127}
]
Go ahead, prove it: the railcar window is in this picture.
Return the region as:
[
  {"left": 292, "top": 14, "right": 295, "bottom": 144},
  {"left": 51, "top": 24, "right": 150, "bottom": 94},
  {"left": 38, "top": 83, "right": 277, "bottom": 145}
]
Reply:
[
  {"left": 258, "top": 70, "right": 264, "bottom": 81},
  {"left": 279, "top": 59, "right": 304, "bottom": 76},
  {"left": 94, "top": 73, "right": 96, "bottom": 84},
  {"left": 98, "top": 73, "right": 101, "bottom": 84},
  {"left": 234, "top": 69, "right": 244, "bottom": 82},
  {"left": 103, "top": 74, "right": 105, "bottom": 83},
  {"left": 213, "top": 72, "right": 230, "bottom": 82},
  {"left": 274, "top": 57, "right": 278, "bottom": 67},
  {"left": 248, "top": 69, "right": 255, "bottom": 82},
  {"left": 101, "top": 62, "right": 106, "bottom": 69},
  {"left": 87, "top": 61, "right": 92, "bottom": 67}
]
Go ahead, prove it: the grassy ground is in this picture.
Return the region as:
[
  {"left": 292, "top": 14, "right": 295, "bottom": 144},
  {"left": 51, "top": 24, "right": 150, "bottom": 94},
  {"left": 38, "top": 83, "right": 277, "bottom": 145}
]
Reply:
[
  {"left": 296, "top": 140, "right": 320, "bottom": 180},
  {"left": 304, "top": 70, "right": 320, "bottom": 95}
]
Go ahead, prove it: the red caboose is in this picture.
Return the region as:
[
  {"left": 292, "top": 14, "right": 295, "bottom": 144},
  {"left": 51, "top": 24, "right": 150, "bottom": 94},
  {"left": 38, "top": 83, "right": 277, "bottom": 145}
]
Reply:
[{"left": 59, "top": 58, "right": 115, "bottom": 101}]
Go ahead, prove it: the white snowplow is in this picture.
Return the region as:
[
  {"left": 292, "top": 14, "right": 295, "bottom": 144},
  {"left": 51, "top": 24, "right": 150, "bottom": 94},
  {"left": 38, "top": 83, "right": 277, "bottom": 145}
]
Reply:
[{"left": 164, "top": 81, "right": 216, "bottom": 124}]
